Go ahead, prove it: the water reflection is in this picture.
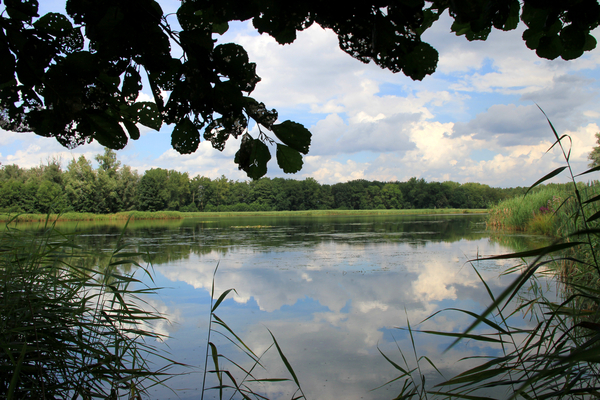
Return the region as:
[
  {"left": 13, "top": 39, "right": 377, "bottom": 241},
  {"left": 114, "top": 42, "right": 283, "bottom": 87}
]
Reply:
[{"left": 12, "top": 215, "right": 550, "bottom": 399}]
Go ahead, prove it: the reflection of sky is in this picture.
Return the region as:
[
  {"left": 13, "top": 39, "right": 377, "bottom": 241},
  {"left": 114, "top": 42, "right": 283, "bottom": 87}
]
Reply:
[{"left": 135, "top": 219, "right": 548, "bottom": 400}]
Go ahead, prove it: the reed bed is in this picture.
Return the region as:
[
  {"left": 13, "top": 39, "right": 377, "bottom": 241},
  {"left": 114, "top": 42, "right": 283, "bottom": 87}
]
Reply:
[
  {"left": 0, "top": 210, "right": 185, "bottom": 222},
  {"left": 0, "top": 218, "right": 306, "bottom": 399},
  {"left": 487, "top": 186, "right": 570, "bottom": 236},
  {"left": 0, "top": 208, "right": 486, "bottom": 223},
  {"left": 0, "top": 219, "right": 177, "bottom": 399}
]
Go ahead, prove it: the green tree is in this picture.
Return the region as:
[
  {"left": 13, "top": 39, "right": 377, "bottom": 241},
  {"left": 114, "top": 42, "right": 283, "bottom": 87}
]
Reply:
[
  {"left": 249, "top": 178, "right": 274, "bottom": 210},
  {"left": 165, "top": 170, "right": 190, "bottom": 210},
  {"left": 95, "top": 148, "right": 121, "bottom": 178},
  {"left": 93, "top": 149, "right": 122, "bottom": 213},
  {"left": 190, "top": 176, "right": 213, "bottom": 211},
  {"left": 2, "top": 0, "right": 597, "bottom": 178},
  {"left": 589, "top": 132, "right": 600, "bottom": 168},
  {"left": 64, "top": 156, "right": 96, "bottom": 212},
  {"left": 381, "top": 183, "right": 403, "bottom": 209},
  {"left": 117, "top": 165, "right": 140, "bottom": 211},
  {"left": 136, "top": 168, "right": 170, "bottom": 211},
  {"left": 36, "top": 181, "right": 68, "bottom": 213}
]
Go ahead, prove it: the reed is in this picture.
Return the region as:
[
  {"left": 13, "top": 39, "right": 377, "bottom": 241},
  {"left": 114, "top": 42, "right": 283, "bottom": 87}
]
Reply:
[
  {"left": 0, "top": 208, "right": 487, "bottom": 222},
  {"left": 0, "top": 211, "right": 185, "bottom": 222},
  {"left": 0, "top": 218, "right": 178, "bottom": 399},
  {"left": 200, "top": 264, "right": 306, "bottom": 400},
  {"left": 487, "top": 186, "right": 569, "bottom": 235}
]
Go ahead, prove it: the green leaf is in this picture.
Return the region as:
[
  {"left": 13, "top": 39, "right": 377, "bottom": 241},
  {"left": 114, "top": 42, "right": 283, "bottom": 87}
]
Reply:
[
  {"left": 87, "top": 112, "right": 128, "bottom": 149},
  {"left": 276, "top": 144, "right": 303, "bottom": 174},
  {"left": 130, "top": 102, "right": 162, "bottom": 130},
  {"left": 468, "top": 242, "right": 583, "bottom": 261},
  {"left": 123, "top": 120, "right": 140, "bottom": 140},
  {"left": 413, "top": 329, "right": 506, "bottom": 344},
  {"left": 272, "top": 121, "right": 311, "bottom": 154},
  {"left": 211, "top": 288, "right": 236, "bottom": 312},
  {"left": 34, "top": 13, "right": 72, "bottom": 37},
  {"left": 525, "top": 166, "right": 567, "bottom": 196},
  {"left": 267, "top": 329, "right": 303, "bottom": 391},
  {"left": 234, "top": 134, "right": 271, "bottom": 179},
  {"left": 171, "top": 118, "right": 200, "bottom": 154},
  {"left": 586, "top": 209, "right": 600, "bottom": 223}
]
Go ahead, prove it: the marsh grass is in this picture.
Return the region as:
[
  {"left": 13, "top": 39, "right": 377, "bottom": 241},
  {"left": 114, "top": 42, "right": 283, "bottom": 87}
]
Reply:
[
  {"left": 0, "top": 208, "right": 487, "bottom": 223},
  {"left": 487, "top": 187, "right": 569, "bottom": 235},
  {"left": 381, "top": 110, "right": 600, "bottom": 399},
  {"left": 0, "top": 217, "right": 178, "bottom": 399},
  {"left": 0, "top": 211, "right": 185, "bottom": 222}
]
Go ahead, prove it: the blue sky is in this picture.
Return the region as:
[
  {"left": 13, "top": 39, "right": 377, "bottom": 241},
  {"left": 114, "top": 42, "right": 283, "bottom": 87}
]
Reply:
[{"left": 1, "top": 0, "right": 600, "bottom": 187}]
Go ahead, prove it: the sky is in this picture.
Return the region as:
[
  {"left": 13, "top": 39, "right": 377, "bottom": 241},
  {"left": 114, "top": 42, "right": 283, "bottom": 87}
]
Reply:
[{"left": 2, "top": 1, "right": 600, "bottom": 188}]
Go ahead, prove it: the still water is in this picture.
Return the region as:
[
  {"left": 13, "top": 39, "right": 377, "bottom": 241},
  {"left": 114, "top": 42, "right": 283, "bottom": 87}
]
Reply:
[{"left": 34, "top": 214, "right": 553, "bottom": 399}]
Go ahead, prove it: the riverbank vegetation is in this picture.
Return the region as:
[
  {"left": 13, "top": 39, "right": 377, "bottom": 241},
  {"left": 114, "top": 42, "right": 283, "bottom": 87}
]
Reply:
[
  {"left": 487, "top": 181, "right": 600, "bottom": 237},
  {"left": 1, "top": 149, "right": 528, "bottom": 216},
  {"left": 0, "top": 208, "right": 486, "bottom": 223}
]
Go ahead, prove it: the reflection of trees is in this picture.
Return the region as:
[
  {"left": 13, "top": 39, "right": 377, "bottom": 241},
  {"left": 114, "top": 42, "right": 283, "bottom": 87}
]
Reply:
[
  {"left": 16, "top": 215, "right": 491, "bottom": 267},
  {"left": 487, "top": 231, "right": 553, "bottom": 253}
]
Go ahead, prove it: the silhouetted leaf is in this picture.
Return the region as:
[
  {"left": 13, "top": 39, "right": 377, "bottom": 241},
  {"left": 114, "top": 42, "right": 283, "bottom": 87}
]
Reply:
[
  {"left": 272, "top": 121, "right": 311, "bottom": 154},
  {"left": 171, "top": 118, "right": 200, "bottom": 154},
  {"left": 276, "top": 144, "right": 303, "bottom": 174},
  {"left": 88, "top": 112, "right": 127, "bottom": 149},
  {"left": 123, "top": 120, "right": 139, "bottom": 140},
  {"left": 525, "top": 166, "right": 567, "bottom": 196},
  {"left": 131, "top": 102, "right": 162, "bottom": 130},
  {"left": 234, "top": 134, "right": 271, "bottom": 179},
  {"left": 576, "top": 166, "right": 600, "bottom": 177},
  {"left": 34, "top": 12, "right": 72, "bottom": 36}
]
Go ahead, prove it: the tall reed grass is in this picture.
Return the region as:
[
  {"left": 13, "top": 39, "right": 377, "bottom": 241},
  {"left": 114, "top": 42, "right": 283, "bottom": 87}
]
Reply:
[
  {"left": 0, "top": 218, "right": 177, "bottom": 399},
  {"left": 487, "top": 186, "right": 570, "bottom": 236},
  {"left": 0, "top": 211, "right": 185, "bottom": 222},
  {"left": 380, "top": 110, "right": 600, "bottom": 399},
  {"left": 0, "top": 208, "right": 487, "bottom": 223}
]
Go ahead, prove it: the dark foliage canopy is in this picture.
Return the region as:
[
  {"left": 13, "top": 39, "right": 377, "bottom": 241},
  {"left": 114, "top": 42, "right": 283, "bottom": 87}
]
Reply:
[{"left": 1, "top": 0, "right": 599, "bottom": 178}]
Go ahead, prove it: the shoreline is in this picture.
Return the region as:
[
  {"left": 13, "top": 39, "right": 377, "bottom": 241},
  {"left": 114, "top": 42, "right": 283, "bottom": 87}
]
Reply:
[{"left": 0, "top": 208, "right": 488, "bottom": 222}]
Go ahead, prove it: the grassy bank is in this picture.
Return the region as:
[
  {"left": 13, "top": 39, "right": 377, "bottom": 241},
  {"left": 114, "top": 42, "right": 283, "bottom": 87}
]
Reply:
[
  {"left": 487, "top": 185, "right": 571, "bottom": 236},
  {"left": 0, "top": 208, "right": 487, "bottom": 222}
]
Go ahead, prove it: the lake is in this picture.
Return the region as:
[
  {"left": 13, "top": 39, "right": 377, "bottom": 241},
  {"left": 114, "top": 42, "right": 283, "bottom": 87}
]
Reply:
[{"left": 25, "top": 213, "right": 554, "bottom": 399}]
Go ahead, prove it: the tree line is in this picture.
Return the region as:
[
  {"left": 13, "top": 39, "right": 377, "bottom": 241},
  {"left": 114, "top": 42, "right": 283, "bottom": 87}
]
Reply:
[{"left": 0, "top": 149, "right": 536, "bottom": 214}]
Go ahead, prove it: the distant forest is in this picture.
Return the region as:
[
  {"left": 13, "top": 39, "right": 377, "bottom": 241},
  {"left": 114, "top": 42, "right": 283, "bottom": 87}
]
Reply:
[{"left": 0, "top": 149, "right": 553, "bottom": 214}]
